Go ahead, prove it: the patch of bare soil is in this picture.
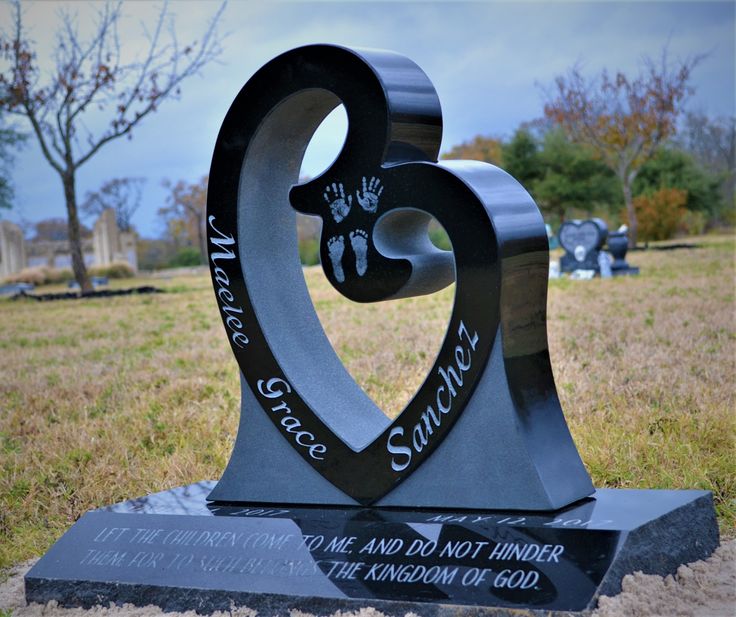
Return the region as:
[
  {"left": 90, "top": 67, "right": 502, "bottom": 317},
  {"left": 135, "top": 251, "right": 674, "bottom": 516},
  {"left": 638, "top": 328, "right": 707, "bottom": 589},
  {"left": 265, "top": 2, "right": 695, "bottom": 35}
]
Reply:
[
  {"left": 2, "top": 541, "right": 733, "bottom": 617},
  {"left": 592, "top": 540, "right": 736, "bottom": 617}
]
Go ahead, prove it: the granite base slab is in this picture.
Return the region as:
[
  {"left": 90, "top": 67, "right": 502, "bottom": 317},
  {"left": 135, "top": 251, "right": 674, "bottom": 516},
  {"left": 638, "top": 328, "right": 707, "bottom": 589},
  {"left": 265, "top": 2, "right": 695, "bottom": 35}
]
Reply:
[{"left": 25, "top": 482, "right": 718, "bottom": 616}]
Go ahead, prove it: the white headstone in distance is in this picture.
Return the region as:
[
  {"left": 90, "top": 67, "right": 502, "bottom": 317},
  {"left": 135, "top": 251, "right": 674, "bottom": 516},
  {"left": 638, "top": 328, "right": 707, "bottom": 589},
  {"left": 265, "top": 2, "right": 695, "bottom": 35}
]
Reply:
[{"left": 0, "top": 221, "right": 27, "bottom": 279}]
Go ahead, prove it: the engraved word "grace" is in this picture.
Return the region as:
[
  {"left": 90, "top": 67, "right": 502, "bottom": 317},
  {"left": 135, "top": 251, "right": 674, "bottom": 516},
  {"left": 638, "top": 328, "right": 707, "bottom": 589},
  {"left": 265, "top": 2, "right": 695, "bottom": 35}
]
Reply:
[{"left": 256, "top": 377, "right": 328, "bottom": 460}]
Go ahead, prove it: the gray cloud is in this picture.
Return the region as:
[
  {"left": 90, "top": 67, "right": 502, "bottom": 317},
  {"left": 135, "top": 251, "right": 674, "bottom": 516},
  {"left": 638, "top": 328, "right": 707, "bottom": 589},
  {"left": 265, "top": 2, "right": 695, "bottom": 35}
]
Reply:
[{"left": 5, "top": 1, "right": 733, "bottom": 236}]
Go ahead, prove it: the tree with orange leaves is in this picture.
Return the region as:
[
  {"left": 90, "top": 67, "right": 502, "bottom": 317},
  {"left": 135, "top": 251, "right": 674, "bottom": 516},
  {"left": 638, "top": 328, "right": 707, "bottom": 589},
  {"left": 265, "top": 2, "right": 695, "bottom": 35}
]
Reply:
[
  {"left": 544, "top": 52, "right": 702, "bottom": 246},
  {"left": 442, "top": 135, "right": 504, "bottom": 166},
  {"left": 0, "top": 1, "right": 223, "bottom": 291}
]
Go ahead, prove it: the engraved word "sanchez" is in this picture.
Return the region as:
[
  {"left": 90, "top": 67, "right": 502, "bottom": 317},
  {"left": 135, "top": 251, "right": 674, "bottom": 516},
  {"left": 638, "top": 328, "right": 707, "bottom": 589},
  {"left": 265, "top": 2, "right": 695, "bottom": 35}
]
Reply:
[{"left": 386, "top": 320, "right": 478, "bottom": 472}]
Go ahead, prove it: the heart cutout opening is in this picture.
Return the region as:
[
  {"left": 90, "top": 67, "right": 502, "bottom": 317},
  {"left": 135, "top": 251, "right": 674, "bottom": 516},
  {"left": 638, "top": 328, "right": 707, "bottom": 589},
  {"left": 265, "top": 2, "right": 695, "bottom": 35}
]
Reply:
[
  {"left": 302, "top": 214, "right": 455, "bottom": 421},
  {"left": 299, "top": 104, "right": 347, "bottom": 181}
]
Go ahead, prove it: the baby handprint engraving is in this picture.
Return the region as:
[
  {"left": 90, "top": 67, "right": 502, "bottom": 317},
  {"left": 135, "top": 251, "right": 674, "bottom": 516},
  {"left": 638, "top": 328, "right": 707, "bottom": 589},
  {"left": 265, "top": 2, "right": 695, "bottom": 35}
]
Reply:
[
  {"left": 356, "top": 176, "right": 383, "bottom": 213},
  {"left": 321, "top": 177, "right": 383, "bottom": 283},
  {"left": 324, "top": 183, "right": 353, "bottom": 223}
]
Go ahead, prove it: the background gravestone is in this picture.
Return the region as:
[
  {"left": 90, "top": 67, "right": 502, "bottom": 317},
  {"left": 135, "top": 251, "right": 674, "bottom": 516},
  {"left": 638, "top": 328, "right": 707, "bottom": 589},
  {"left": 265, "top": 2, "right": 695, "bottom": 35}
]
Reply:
[
  {"left": 0, "top": 220, "right": 27, "bottom": 278},
  {"left": 25, "top": 44, "right": 718, "bottom": 617},
  {"left": 558, "top": 218, "right": 608, "bottom": 273},
  {"left": 606, "top": 230, "right": 640, "bottom": 275},
  {"left": 92, "top": 208, "right": 138, "bottom": 272}
]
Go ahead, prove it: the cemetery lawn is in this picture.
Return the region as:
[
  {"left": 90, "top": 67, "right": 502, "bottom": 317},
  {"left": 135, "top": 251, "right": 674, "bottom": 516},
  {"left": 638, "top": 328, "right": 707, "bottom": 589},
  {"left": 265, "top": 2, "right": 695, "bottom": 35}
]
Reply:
[{"left": 1, "top": 235, "right": 734, "bottom": 572}]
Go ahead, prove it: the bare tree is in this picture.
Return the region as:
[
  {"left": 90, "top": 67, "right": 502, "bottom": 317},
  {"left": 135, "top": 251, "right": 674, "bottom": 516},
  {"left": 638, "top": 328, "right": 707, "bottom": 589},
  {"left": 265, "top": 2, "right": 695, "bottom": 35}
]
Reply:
[
  {"left": 159, "top": 174, "right": 208, "bottom": 260},
  {"left": 34, "top": 216, "right": 91, "bottom": 241},
  {"left": 544, "top": 51, "right": 702, "bottom": 246},
  {"left": 0, "top": 108, "right": 25, "bottom": 213},
  {"left": 82, "top": 177, "right": 144, "bottom": 232},
  {"left": 0, "top": 1, "right": 224, "bottom": 290},
  {"left": 677, "top": 112, "right": 735, "bottom": 208}
]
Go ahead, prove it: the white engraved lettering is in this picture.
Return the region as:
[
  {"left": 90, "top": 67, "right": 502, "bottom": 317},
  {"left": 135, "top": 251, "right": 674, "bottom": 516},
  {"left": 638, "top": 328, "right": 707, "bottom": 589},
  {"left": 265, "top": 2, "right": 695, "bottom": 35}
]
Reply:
[{"left": 386, "top": 320, "right": 479, "bottom": 471}]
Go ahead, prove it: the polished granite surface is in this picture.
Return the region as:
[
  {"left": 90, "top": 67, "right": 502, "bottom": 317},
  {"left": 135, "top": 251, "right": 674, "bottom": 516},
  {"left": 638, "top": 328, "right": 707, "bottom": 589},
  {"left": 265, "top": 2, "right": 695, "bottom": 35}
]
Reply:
[{"left": 26, "top": 483, "right": 716, "bottom": 614}]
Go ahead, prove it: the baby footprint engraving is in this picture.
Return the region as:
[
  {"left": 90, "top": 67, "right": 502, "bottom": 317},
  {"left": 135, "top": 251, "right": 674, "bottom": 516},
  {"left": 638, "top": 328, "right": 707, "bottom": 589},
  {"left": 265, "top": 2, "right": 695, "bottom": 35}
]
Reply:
[
  {"left": 324, "top": 183, "right": 352, "bottom": 223},
  {"left": 350, "top": 229, "right": 368, "bottom": 276},
  {"left": 327, "top": 235, "right": 346, "bottom": 282},
  {"left": 356, "top": 176, "right": 383, "bottom": 213}
]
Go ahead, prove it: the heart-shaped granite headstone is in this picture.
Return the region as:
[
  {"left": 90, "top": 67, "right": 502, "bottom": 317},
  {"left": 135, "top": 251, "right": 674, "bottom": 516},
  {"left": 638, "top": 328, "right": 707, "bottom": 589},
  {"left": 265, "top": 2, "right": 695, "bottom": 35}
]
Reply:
[
  {"left": 559, "top": 220, "right": 606, "bottom": 260},
  {"left": 205, "top": 44, "right": 593, "bottom": 510}
]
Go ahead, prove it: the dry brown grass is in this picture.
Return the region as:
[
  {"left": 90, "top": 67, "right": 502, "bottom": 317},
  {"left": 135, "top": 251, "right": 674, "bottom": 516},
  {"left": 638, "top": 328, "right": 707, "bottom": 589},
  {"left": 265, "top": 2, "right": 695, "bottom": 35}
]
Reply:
[
  {"left": 549, "top": 238, "right": 735, "bottom": 532},
  {"left": 0, "top": 235, "right": 734, "bottom": 571}
]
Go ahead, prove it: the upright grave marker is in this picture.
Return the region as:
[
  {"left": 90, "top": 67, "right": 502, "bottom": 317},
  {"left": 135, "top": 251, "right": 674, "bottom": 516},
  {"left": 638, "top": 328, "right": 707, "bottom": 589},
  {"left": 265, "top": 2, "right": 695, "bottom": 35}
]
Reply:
[
  {"left": 558, "top": 218, "right": 608, "bottom": 274},
  {"left": 0, "top": 220, "right": 27, "bottom": 278},
  {"left": 92, "top": 208, "right": 138, "bottom": 272},
  {"left": 607, "top": 229, "right": 640, "bottom": 275},
  {"left": 26, "top": 45, "right": 717, "bottom": 616}
]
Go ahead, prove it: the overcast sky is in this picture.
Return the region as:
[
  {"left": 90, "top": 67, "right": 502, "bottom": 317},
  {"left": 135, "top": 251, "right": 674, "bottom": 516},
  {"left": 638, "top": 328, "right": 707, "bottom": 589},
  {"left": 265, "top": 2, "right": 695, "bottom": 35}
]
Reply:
[{"left": 2, "top": 0, "right": 734, "bottom": 238}]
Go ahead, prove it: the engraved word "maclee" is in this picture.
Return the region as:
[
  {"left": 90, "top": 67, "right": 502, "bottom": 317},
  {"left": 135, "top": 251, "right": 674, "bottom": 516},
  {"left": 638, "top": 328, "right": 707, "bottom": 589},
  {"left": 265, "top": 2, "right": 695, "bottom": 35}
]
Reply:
[
  {"left": 387, "top": 321, "right": 478, "bottom": 471},
  {"left": 208, "top": 216, "right": 249, "bottom": 348},
  {"left": 257, "top": 377, "right": 328, "bottom": 460}
]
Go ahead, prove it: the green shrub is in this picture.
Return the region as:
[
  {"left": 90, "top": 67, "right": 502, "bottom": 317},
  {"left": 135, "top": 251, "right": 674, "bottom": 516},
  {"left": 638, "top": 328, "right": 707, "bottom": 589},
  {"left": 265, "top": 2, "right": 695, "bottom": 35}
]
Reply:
[
  {"left": 428, "top": 225, "right": 451, "bottom": 251},
  {"left": 168, "top": 247, "right": 203, "bottom": 268},
  {"left": 298, "top": 238, "right": 320, "bottom": 266},
  {"left": 679, "top": 210, "right": 707, "bottom": 236}
]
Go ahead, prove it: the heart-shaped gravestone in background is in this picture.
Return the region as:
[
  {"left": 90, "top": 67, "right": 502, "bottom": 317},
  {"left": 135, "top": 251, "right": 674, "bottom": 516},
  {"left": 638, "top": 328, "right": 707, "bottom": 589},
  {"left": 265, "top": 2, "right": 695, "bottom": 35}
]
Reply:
[
  {"left": 558, "top": 219, "right": 607, "bottom": 259},
  {"left": 205, "top": 44, "right": 593, "bottom": 510}
]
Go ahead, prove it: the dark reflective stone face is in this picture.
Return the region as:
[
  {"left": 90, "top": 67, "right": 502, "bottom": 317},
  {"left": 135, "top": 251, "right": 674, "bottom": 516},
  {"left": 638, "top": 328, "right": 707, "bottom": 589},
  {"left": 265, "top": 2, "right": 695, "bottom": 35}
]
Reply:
[{"left": 205, "top": 43, "right": 593, "bottom": 510}]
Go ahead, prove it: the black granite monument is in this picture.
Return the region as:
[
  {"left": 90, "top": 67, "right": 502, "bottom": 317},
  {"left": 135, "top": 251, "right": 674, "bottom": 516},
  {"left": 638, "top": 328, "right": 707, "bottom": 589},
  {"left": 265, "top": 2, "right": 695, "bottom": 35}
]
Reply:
[
  {"left": 606, "top": 230, "right": 640, "bottom": 276},
  {"left": 558, "top": 218, "right": 608, "bottom": 274},
  {"left": 26, "top": 45, "right": 717, "bottom": 616}
]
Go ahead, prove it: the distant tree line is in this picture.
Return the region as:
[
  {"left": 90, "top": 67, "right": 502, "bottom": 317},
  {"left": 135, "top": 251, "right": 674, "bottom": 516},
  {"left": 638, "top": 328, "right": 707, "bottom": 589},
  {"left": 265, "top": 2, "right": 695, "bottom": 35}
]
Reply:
[
  {"left": 25, "top": 105, "right": 731, "bottom": 272},
  {"left": 79, "top": 104, "right": 736, "bottom": 270},
  {"left": 4, "top": 22, "right": 733, "bottom": 271},
  {"left": 139, "top": 174, "right": 323, "bottom": 270},
  {"left": 442, "top": 51, "right": 733, "bottom": 245},
  {"left": 443, "top": 112, "right": 732, "bottom": 243}
]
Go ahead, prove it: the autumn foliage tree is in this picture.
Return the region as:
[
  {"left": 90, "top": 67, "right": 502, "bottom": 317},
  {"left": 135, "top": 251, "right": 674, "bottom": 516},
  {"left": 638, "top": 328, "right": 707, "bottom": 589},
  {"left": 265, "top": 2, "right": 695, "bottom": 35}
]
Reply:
[
  {"left": 441, "top": 135, "right": 504, "bottom": 166},
  {"left": 628, "top": 187, "right": 688, "bottom": 242},
  {"left": 0, "top": 1, "right": 223, "bottom": 290},
  {"left": 544, "top": 52, "right": 701, "bottom": 246}
]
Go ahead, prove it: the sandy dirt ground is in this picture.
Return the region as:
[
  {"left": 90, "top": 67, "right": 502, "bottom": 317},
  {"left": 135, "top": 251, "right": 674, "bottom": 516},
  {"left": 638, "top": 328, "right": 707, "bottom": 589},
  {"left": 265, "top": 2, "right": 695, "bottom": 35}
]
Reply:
[{"left": 1, "top": 540, "right": 734, "bottom": 617}]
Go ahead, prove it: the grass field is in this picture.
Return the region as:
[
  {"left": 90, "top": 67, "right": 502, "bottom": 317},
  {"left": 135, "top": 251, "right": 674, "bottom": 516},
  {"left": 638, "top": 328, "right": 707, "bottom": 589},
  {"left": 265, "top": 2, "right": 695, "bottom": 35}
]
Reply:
[{"left": 1, "top": 235, "right": 734, "bottom": 571}]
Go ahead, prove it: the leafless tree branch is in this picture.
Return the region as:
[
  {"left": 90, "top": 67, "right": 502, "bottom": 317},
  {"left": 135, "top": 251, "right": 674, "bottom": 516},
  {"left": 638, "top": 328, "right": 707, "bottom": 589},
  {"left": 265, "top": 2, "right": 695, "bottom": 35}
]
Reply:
[{"left": 0, "top": 0, "right": 225, "bottom": 290}]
